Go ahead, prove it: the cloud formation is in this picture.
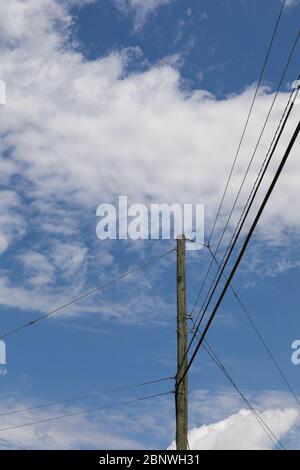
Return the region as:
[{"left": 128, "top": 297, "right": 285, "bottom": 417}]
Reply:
[
  {"left": 0, "top": 0, "right": 299, "bottom": 320},
  {"left": 0, "top": 388, "right": 299, "bottom": 450},
  {"left": 186, "top": 408, "right": 297, "bottom": 450},
  {"left": 1, "top": 1, "right": 297, "bottom": 226},
  {"left": 113, "top": 0, "right": 174, "bottom": 30},
  {"left": 169, "top": 389, "right": 300, "bottom": 450},
  {"left": 285, "top": 0, "right": 300, "bottom": 8}
]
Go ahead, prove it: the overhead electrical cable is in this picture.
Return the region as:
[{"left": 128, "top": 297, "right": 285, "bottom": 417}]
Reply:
[
  {"left": 179, "top": 118, "right": 300, "bottom": 386},
  {"left": 190, "top": 33, "right": 299, "bottom": 324},
  {"left": 187, "top": 238, "right": 300, "bottom": 410},
  {"left": 0, "top": 247, "right": 175, "bottom": 341},
  {"left": 185, "top": 77, "right": 300, "bottom": 367},
  {"left": 206, "top": 245, "right": 300, "bottom": 408},
  {"left": 0, "top": 391, "right": 172, "bottom": 434},
  {"left": 203, "top": 341, "right": 286, "bottom": 450},
  {"left": 207, "top": 0, "right": 287, "bottom": 246},
  {"left": 0, "top": 376, "right": 174, "bottom": 418},
  {"left": 177, "top": 79, "right": 299, "bottom": 383},
  {"left": 0, "top": 437, "right": 27, "bottom": 451},
  {"left": 188, "top": 311, "right": 287, "bottom": 450}
]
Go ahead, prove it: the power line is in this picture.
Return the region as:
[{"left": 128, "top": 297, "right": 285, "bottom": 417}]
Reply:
[
  {"left": 0, "top": 437, "right": 27, "bottom": 451},
  {"left": 206, "top": 31, "right": 299, "bottom": 297},
  {"left": 189, "top": 73, "right": 299, "bottom": 349},
  {"left": 192, "top": 55, "right": 299, "bottom": 333},
  {"left": 208, "top": 0, "right": 287, "bottom": 246},
  {"left": 0, "top": 247, "right": 175, "bottom": 341},
  {"left": 180, "top": 80, "right": 299, "bottom": 378},
  {"left": 206, "top": 72, "right": 299, "bottom": 304},
  {"left": 0, "top": 376, "right": 174, "bottom": 418},
  {"left": 180, "top": 118, "right": 300, "bottom": 387},
  {"left": 0, "top": 391, "right": 172, "bottom": 434},
  {"left": 205, "top": 244, "right": 300, "bottom": 409},
  {"left": 0, "top": 415, "right": 37, "bottom": 448},
  {"left": 191, "top": 32, "right": 299, "bottom": 323},
  {"left": 188, "top": 240, "right": 300, "bottom": 410},
  {"left": 203, "top": 341, "right": 286, "bottom": 450},
  {"left": 187, "top": 306, "right": 286, "bottom": 450}
]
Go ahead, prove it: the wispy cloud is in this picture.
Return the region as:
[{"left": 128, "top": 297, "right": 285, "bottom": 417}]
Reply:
[
  {"left": 0, "top": 0, "right": 299, "bottom": 324},
  {"left": 0, "top": 388, "right": 299, "bottom": 449},
  {"left": 113, "top": 0, "right": 175, "bottom": 31},
  {"left": 285, "top": 0, "right": 300, "bottom": 8},
  {"left": 184, "top": 408, "right": 297, "bottom": 450}
]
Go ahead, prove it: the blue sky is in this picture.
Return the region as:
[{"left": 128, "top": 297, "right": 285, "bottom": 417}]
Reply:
[{"left": 0, "top": 0, "right": 299, "bottom": 450}]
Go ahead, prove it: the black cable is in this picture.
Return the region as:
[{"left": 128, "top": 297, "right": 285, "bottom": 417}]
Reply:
[
  {"left": 0, "top": 437, "right": 27, "bottom": 451},
  {"left": 0, "top": 247, "right": 175, "bottom": 340},
  {"left": 188, "top": 80, "right": 298, "bottom": 360},
  {"left": 193, "top": 58, "right": 300, "bottom": 332},
  {"left": 206, "top": 244, "right": 300, "bottom": 409},
  {"left": 188, "top": 307, "right": 286, "bottom": 450},
  {"left": 0, "top": 391, "right": 172, "bottom": 434},
  {"left": 191, "top": 33, "right": 299, "bottom": 324},
  {"left": 203, "top": 341, "right": 286, "bottom": 450},
  {"left": 208, "top": 0, "right": 287, "bottom": 245},
  {"left": 180, "top": 81, "right": 299, "bottom": 377},
  {"left": 0, "top": 376, "right": 174, "bottom": 418},
  {"left": 181, "top": 119, "right": 300, "bottom": 386}
]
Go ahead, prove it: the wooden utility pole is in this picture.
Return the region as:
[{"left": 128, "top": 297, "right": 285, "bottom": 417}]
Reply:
[{"left": 176, "top": 235, "right": 188, "bottom": 450}]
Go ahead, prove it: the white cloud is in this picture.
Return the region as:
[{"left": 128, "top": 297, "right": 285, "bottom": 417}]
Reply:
[
  {"left": 0, "top": 0, "right": 299, "bottom": 319},
  {"left": 1, "top": 0, "right": 297, "bottom": 222},
  {"left": 169, "top": 389, "right": 300, "bottom": 450},
  {"left": 1, "top": 19, "right": 297, "bottom": 228},
  {"left": 113, "top": 0, "right": 175, "bottom": 30},
  {"left": 0, "top": 191, "right": 25, "bottom": 254},
  {"left": 0, "top": 389, "right": 174, "bottom": 449},
  {"left": 0, "top": 395, "right": 145, "bottom": 450},
  {"left": 50, "top": 242, "right": 88, "bottom": 279},
  {"left": 186, "top": 408, "right": 297, "bottom": 450},
  {"left": 0, "top": 242, "right": 174, "bottom": 324},
  {"left": 18, "top": 251, "right": 56, "bottom": 286},
  {"left": 0, "top": 0, "right": 70, "bottom": 49},
  {"left": 285, "top": 0, "right": 300, "bottom": 7},
  {"left": 0, "top": 388, "right": 299, "bottom": 450},
  {"left": 0, "top": 234, "right": 8, "bottom": 255}
]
